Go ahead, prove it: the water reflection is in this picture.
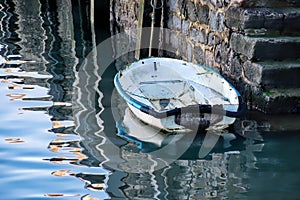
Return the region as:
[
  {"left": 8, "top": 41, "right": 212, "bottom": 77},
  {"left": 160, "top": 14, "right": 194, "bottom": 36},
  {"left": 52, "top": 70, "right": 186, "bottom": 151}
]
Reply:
[
  {"left": 103, "top": 106, "right": 264, "bottom": 199},
  {"left": 0, "top": 0, "right": 109, "bottom": 199},
  {"left": 1, "top": 0, "right": 300, "bottom": 199}
]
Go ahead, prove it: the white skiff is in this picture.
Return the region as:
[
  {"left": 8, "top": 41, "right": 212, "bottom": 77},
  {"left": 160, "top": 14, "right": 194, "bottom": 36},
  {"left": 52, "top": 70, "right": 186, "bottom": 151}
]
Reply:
[{"left": 114, "top": 57, "right": 244, "bottom": 132}]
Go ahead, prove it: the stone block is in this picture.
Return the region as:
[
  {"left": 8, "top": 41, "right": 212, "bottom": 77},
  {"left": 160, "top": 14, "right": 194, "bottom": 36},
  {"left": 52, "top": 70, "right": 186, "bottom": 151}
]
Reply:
[
  {"left": 190, "top": 28, "right": 207, "bottom": 44},
  {"left": 205, "top": 50, "right": 218, "bottom": 71},
  {"left": 187, "top": 42, "right": 193, "bottom": 62},
  {"left": 253, "top": 88, "right": 300, "bottom": 113},
  {"left": 167, "top": 0, "right": 178, "bottom": 13},
  {"left": 237, "top": 0, "right": 300, "bottom": 7},
  {"left": 209, "top": 10, "right": 217, "bottom": 31},
  {"left": 187, "top": 1, "right": 197, "bottom": 22},
  {"left": 217, "top": 0, "right": 222, "bottom": 8},
  {"left": 178, "top": 37, "right": 188, "bottom": 57},
  {"left": 197, "top": 5, "right": 209, "bottom": 24},
  {"left": 215, "top": 42, "right": 230, "bottom": 64},
  {"left": 243, "top": 61, "right": 263, "bottom": 85},
  {"left": 244, "top": 61, "right": 300, "bottom": 88},
  {"left": 199, "top": 29, "right": 207, "bottom": 44},
  {"left": 230, "top": 33, "right": 300, "bottom": 61},
  {"left": 222, "top": 55, "right": 243, "bottom": 78},
  {"left": 210, "top": 0, "right": 216, "bottom": 7},
  {"left": 282, "top": 8, "right": 300, "bottom": 33},
  {"left": 226, "top": 7, "right": 300, "bottom": 33},
  {"left": 190, "top": 28, "right": 200, "bottom": 42},
  {"left": 172, "top": 15, "right": 182, "bottom": 30},
  {"left": 169, "top": 31, "right": 179, "bottom": 51},
  {"left": 207, "top": 32, "right": 215, "bottom": 46},
  {"left": 217, "top": 12, "right": 224, "bottom": 32},
  {"left": 194, "top": 45, "right": 205, "bottom": 64}
]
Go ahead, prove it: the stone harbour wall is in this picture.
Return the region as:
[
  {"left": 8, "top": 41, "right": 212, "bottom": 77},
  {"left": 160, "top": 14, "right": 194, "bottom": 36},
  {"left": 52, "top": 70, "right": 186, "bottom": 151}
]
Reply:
[{"left": 110, "top": 0, "right": 300, "bottom": 113}]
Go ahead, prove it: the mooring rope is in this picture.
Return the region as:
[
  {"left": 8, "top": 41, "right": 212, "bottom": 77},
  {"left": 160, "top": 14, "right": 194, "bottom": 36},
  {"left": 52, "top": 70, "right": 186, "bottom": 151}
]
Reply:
[
  {"left": 158, "top": 0, "right": 164, "bottom": 57},
  {"left": 149, "top": 0, "right": 164, "bottom": 57},
  {"left": 135, "top": 0, "right": 145, "bottom": 60}
]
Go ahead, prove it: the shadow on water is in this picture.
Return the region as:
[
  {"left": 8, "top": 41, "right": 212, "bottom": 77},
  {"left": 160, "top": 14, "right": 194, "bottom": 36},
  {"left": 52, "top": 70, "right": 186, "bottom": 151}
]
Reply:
[{"left": 0, "top": 0, "right": 300, "bottom": 200}]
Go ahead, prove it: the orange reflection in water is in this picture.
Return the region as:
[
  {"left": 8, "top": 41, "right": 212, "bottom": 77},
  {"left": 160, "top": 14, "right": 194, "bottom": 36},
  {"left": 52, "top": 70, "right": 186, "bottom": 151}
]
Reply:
[
  {"left": 51, "top": 169, "right": 74, "bottom": 177},
  {"left": 82, "top": 194, "right": 99, "bottom": 200},
  {"left": 52, "top": 121, "right": 76, "bottom": 129},
  {"left": 6, "top": 93, "right": 26, "bottom": 101},
  {"left": 44, "top": 193, "right": 81, "bottom": 197},
  {"left": 4, "top": 138, "right": 25, "bottom": 143}
]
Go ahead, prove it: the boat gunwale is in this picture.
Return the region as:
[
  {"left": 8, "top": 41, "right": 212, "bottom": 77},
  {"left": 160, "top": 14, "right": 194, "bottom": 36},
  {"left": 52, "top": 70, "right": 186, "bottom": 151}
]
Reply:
[{"left": 114, "top": 58, "right": 245, "bottom": 119}]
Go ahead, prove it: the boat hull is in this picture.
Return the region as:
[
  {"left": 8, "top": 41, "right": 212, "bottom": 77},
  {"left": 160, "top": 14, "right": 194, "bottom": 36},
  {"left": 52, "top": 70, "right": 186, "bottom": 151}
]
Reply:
[{"left": 114, "top": 57, "right": 243, "bottom": 132}]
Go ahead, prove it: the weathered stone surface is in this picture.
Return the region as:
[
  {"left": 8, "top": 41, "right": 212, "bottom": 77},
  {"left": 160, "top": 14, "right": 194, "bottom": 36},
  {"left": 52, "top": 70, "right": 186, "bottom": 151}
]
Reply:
[
  {"left": 282, "top": 8, "right": 300, "bottom": 33},
  {"left": 215, "top": 42, "right": 230, "bottom": 64},
  {"left": 210, "top": 0, "right": 216, "bottom": 7},
  {"left": 244, "top": 61, "right": 300, "bottom": 88},
  {"left": 205, "top": 50, "right": 219, "bottom": 71},
  {"left": 193, "top": 45, "right": 205, "bottom": 64},
  {"left": 230, "top": 33, "right": 255, "bottom": 59},
  {"left": 253, "top": 37, "right": 300, "bottom": 61},
  {"left": 226, "top": 7, "right": 300, "bottom": 34},
  {"left": 253, "top": 88, "right": 300, "bottom": 113},
  {"left": 190, "top": 28, "right": 200, "bottom": 42},
  {"left": 178, "top": 37, "right": 188, "bottom": 58},
  {"left": 187, "top": 42, "right": 193, "bottom": 61},
  {"left": 217, "top": 0, "right": 223, "bottom": 7},
  {"left": 170, "top": 15, "right": 189, "bottom": 35},
  {"left": 217, "top": 12, "right": 224, "bottom": 32},
  {"left": 167, "top": 0, "right": 178, "bottom": 12},
  {"left": 243, "top": 61, "right": 262, "bottom": 85},
  {"left": 197, "top": 5, "right": 209, "bottom": 24},
  {"left": 187, "top": 1, "right": 197, "bottom": 22},
  {"left": 231, "top": 56, "right": 243, "bottom": 78},
  {"left": 237, "top": 0, "right": 300, "bottom": 7},
  {"left": 190, "top": 28, "right": 207, "bottom": 44},
  {"left": 199, "top": 29, "right": 207, "bottom": 44},
  {"left": 112, "top": 0, "right": 300, "bottom": 113},
  {"left": 209, "top": 10, "right": 217, "bottom": 31},
  {"left": 169, "top": 31, "right": 179, "bottom": 51},
  {"left": 207, "top": 32, "right": 215, "bottom": 46},
  {"left": 230, "top": 33, "right": 300, "bottom": 61}
]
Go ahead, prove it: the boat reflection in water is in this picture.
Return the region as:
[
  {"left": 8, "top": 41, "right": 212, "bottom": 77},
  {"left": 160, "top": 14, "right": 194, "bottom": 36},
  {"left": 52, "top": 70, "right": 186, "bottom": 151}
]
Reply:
[
  {"left": 75, "top": 85, "right": 264, "bottom": 200},
  {"left": 111, "top": 106, "right": 264, "bottom": 199}
]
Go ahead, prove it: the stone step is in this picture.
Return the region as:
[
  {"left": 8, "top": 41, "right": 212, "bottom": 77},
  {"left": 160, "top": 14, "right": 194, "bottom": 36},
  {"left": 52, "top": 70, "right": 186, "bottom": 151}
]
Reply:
[
  {"left": 230, "top": 33, "right": 300, "bottom": 61},
  {"left": 237, "top": 0, "right": 300, "bottom": 8},
  {"left": 253, "top": 88, "right": 300, "bottom": 113},
  {"left": 226, "top": 7, "right": 300, "bottom": 35},
  {"left": 244, "top": 60, "right": 300, "bottom": 89}
]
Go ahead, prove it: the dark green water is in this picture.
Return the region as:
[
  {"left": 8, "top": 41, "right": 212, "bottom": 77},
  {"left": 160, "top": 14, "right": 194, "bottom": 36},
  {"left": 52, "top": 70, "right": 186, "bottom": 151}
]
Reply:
[{"left": 0, "top": 1, "right": 300, "bottom": 200}]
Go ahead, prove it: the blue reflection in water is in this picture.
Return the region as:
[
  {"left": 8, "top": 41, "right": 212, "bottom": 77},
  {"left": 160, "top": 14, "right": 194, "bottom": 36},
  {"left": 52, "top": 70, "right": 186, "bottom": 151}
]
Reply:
[{"left": 0, "top": 1, "right": 300, "bottom": 200}]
